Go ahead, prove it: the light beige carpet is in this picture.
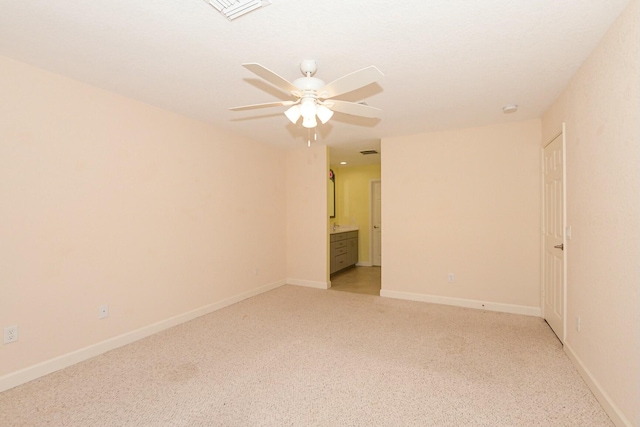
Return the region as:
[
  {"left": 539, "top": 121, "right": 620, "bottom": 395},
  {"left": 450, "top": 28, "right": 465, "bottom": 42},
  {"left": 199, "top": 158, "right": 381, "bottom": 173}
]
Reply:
[{"left": 0, "top": 285, "right": 612, "bottom": 427}]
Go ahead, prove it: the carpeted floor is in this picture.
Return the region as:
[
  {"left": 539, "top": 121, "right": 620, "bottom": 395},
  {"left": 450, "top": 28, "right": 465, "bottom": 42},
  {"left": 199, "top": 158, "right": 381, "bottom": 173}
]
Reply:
[{"left": 0, "top": 285, "right": 612, "bottom": 427}]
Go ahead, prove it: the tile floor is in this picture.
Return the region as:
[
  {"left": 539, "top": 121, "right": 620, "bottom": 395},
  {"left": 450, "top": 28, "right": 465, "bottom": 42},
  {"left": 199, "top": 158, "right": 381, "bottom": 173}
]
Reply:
[{"left": 329, "top": 266, "right": 381, "bottom": 296}]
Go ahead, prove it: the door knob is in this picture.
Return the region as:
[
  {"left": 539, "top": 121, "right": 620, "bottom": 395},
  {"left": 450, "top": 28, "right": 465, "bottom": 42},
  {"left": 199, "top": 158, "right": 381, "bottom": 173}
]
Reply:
[
  {"left": 554, "top": 243, "right": 564, "bottom": 250},
  {"left": 374, "top": 225, "right": 380, "bottom": 229}
]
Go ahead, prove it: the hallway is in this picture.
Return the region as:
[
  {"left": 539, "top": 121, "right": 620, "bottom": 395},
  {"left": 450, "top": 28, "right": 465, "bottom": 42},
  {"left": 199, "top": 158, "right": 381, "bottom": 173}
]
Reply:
[{"left": 329, "top": 266, "right": 381, "bottom": 296}]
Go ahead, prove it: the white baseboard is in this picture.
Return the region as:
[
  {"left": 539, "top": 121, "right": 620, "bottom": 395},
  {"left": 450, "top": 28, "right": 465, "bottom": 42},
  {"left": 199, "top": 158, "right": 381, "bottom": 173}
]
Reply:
[
  {"left": 356, "top": 262, "right": 373, "bottom": 267},
  {"left": 0, "top": 279, "right": 286, "bottom": 393},
  {"left": 564, "top": 342, "right": 632, "bottom": 427},
  {"left": 380, "top": 289, "right": 541, "bottom": 317},
  {"left": 286, "top": 278, "right": 330, "bottom": 289}
]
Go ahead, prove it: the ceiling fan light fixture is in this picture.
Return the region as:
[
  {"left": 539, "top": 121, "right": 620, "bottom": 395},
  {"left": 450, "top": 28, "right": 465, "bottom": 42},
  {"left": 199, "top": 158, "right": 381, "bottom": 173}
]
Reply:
[
  {"left": 284, "top": 105, "right": 301, "bottom": 124},
  {"left": 302, "top": 116, "right": 317, "bottom": 129},
  {"left": 300, "top": 98, "right": 317, "bottom": 120},
  {"left": 316, "top": 105, "right": 334, "bottom": 124}
]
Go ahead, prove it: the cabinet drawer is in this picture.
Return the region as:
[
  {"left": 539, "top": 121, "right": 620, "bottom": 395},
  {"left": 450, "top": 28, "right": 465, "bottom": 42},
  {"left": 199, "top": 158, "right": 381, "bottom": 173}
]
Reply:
[
  {"left": 332, "top": 240, "right": 347, "bottom": 249},
  {"left": 347, "top": 231, "right": 358, "bottom": 239},
  {"left": 334, "top": 253, "right": 348, "bottom": 269},
  {"left": 334, "top": 246, "right": 348, "bottom": 256}
]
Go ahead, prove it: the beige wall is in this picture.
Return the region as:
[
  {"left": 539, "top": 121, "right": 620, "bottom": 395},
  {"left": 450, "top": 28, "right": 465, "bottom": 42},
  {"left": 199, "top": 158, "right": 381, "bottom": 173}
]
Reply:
[
  {"left": 333, "top": 164, "right": 381, "bottom": 264},
  {"left": 0, "top": 56, "right": 287, "bottom": 378},
  {"left": 542, "top": 1, "right": 639, "bottom": 425},
  {"left": 381, "top": 120, "right": 541, "bottom": 312},
  {"left": 285, "top": 145, "right": 329, "bottom": 287}
]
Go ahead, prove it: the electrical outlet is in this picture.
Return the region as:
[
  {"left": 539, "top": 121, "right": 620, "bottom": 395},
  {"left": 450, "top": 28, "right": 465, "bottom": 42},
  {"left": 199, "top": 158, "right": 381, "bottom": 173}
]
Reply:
[
  {"left": 576, "top": 316, "right": 581, "bottom": 332},
  {"left": 99, "top": 304, "right": 109, "bottom": 319},
  {"left": 448, "top": 273, "right": 455, "bottom": 283},
  {"left": 3, "top": 325, "right": 18, "bottom": 344},
  {"left": 254, "top": 267, "right": 259, "bottom": 276}
]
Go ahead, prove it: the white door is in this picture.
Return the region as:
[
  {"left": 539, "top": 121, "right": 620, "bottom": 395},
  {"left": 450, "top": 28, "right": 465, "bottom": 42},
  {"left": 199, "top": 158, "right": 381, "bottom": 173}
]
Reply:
[
  {"left": 372, "top": 180, "right": 382, "bottom": 266},
  {"left": 543, "top": 132, "right": 565, "bottom": 341}
]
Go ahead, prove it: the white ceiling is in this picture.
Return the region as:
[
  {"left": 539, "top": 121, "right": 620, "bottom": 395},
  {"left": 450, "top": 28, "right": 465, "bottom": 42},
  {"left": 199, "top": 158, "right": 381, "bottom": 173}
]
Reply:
[{"left": 0, "top": 0, "right": 630, "bottom": 166}]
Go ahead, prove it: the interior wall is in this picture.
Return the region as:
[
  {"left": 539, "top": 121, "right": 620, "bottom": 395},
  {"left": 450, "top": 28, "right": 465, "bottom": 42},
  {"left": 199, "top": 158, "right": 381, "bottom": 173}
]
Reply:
[
  {"left": 333, "top": 164, "right": 381, "bottom": 264},
  {"left": 285, "top": 145, "right": 329, "bottom": 288},
  {"left": 381, "top": 120, "right": 541, "bottom": 312},
  {"left": 541, "top": 1, "right": 639, "bottom": 425},
  {"left": 0, "top": 56, "right": 287, "bottom": 378}
]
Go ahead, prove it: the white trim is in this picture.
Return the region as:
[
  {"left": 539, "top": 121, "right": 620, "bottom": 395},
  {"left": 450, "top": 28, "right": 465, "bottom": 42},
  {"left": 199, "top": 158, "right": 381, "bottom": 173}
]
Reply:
[
  {"left": 356, "top": 261, "right": 373, "bottom": 267},
  {"left": 369, "top": 179, "right": 374, "bottom": 266},
  {"left": 380, "top": 289, "right": 540, "bottom": 317},
  {"left": 561, "top": 123, "right": 567, "bottom": 342},
  {"left": 370, "top": 179, "right": 382, "bottom": 267},
  {"left": 541, "top": 125, "right": 567, "bottom": 340},
  {"left": 540, "top": 144, "right": 545, "bottom": 320},
  {"left": 564, "top": 342, "right": 632, "bottom": 427},
  {"left": 286, "top": 278, "right": 329, "bottom": 289},
  {"left": 0, "top": 279, "right": 285, "bottom": 393}
]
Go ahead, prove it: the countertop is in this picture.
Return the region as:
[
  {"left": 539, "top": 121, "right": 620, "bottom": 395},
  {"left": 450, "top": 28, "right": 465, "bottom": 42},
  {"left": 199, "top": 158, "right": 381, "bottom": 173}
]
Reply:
[{"left": 330, "top": 225, "right": 359, "bottom": 235}]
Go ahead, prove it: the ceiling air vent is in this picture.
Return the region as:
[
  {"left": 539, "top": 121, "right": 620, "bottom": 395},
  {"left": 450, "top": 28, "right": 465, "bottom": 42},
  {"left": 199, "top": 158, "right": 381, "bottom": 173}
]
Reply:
[
  {"left": 207, "top": 0, "right": 271, "bottom": 21},
  {"left": 360, "top": 150, "right": 379, "bottom": 155}
]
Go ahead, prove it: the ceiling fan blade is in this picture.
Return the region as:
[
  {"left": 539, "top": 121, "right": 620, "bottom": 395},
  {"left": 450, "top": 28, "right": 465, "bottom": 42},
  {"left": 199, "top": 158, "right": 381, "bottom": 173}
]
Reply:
[
  {"left": 326, "top": 100, "right": 382, "bottom": 119},
  {"left": 321, "top": 66, "right": 384, "bottom": 99},
  {"left": 229, "top": 100, "right": 296, "bottom": 111},
  {"left": 242, "top": 63, "right": 299, "bottom": 95}
]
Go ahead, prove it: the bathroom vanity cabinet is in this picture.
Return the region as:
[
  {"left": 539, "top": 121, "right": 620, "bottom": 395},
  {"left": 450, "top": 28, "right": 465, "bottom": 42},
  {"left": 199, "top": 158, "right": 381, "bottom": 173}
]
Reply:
[{"left": 330, "top": 230, "right": 358, "bottom": 275}]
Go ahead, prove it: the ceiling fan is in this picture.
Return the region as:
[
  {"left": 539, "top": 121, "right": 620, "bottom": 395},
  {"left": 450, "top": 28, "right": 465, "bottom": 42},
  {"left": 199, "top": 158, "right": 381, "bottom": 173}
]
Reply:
[{"left": 230, "top": 60, "right": 383, "bottom": 129}]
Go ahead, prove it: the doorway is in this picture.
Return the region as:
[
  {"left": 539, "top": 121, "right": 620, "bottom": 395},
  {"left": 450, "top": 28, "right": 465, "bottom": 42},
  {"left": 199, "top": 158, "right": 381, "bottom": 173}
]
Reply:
[
  {"left": 328, "top": 163, "right": 382, "bottom": 296},
  {"left": 371, "top": 180, "right": 382, "bottom": 266},
  {"left": 330, "top": 179, "right": 382, "bottom": 296},
  {"left": 542, "top": 128, "right": 566, "bottom": 342}
]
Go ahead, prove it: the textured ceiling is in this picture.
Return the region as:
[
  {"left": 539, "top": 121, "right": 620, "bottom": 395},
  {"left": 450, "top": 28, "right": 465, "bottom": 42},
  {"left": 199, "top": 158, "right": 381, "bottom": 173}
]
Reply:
[{"left": 0, "top": 0, "right": 631, "bottom": 166}]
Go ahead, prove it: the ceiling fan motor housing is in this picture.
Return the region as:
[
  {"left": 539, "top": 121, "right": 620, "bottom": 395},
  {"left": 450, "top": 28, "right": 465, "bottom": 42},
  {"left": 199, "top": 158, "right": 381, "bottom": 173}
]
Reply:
[{"left": 293, "top": 77, "right": 325, "bottom": 92}]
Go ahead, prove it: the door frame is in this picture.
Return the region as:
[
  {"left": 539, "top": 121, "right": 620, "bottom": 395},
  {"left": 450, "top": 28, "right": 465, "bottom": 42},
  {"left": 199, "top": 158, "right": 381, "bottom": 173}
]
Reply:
[
  {"left": 541, "top": 123, "right": 567, "bottom": 343},
  {"left": 369, "top": 179, "right": 381, "bottom": 267}
]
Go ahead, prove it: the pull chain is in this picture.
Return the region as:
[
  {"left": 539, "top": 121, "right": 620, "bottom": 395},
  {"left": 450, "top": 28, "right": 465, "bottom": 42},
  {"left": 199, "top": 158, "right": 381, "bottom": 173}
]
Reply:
[{"left": 307, "top": 127, "right": 318, "bottom": 147}]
